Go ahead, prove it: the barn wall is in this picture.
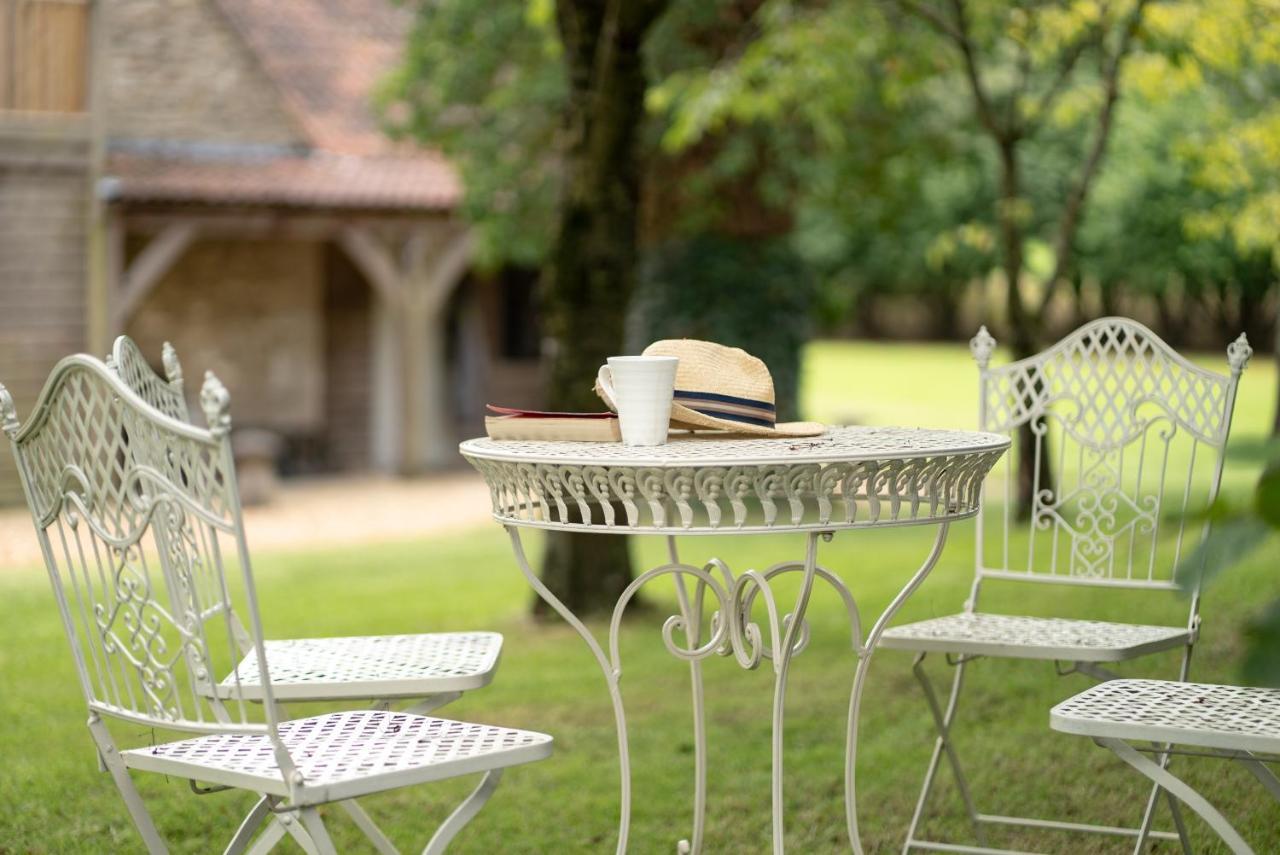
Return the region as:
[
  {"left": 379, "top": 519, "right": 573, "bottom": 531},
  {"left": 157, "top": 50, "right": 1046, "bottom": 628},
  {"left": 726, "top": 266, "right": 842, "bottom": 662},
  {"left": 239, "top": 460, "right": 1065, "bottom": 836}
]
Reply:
[
  {"left": 105, "top": 0, "right": 300, "bottom": 147},
  {"left": 0, "top": 130, "right": 90, "bottom": 505},
  {"left": 126, "top": 238, "right": 325, "bottom": 434},
  {"left": 322, "top": 243, "right": 372, "bottom": 470}
]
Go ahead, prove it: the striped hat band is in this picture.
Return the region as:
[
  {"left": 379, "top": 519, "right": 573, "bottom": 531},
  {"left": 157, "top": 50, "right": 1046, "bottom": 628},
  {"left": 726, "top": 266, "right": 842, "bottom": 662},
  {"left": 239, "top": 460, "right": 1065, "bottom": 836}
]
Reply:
[{"left": 673, "top": 389, "right": 776, "bottom": 428}]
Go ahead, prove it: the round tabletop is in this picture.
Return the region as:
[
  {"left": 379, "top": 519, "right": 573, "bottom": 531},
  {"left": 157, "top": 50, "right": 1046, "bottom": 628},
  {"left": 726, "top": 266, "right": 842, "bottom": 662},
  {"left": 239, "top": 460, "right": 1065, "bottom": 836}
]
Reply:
[{"left": 461, "top": 426, "right": 1009, "bottom": 535}]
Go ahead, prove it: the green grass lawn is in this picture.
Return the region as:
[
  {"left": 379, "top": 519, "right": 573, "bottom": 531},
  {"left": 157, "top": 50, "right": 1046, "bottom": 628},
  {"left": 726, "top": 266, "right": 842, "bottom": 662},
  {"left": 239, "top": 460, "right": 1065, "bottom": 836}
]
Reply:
[{"left": 1, "top": 340, "right": 1277, "bottom": 853}]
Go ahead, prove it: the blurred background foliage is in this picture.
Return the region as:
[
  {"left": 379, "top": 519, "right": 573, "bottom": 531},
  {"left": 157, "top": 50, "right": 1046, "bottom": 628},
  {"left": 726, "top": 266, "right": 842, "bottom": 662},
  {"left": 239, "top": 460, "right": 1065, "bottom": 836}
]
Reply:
[
  {"left": 1177, "top": 444, "right": 1280, "bottom": 686},
  {"left": 386, "top": 0, "right": 1278, "bottom": 373},
  {"left": 629, "top": 235, "right": 814, "bottom": 419},
  {"left": 386, "top": 0, "right": 1280, "bottom": 605}
]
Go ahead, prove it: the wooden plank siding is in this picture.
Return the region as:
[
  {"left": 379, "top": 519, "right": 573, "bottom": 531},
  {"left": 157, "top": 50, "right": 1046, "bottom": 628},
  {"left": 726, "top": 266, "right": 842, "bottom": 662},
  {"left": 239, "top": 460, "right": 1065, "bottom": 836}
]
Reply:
[
  {"left": 322, "top": 243, "right": 373, "bottom": 470},
  {"left": 1, "top": 0, "right": 89, "bottom": 114},
  {"left": 0, "top": 133, "right": 91, "bottom": 505}
]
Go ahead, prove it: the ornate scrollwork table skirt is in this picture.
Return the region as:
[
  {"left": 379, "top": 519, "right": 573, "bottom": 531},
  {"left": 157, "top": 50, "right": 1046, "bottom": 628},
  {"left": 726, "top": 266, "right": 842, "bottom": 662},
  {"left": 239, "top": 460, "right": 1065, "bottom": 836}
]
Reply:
[{"left": 461, "top": 426, "right": 1009, "bottom": 854}]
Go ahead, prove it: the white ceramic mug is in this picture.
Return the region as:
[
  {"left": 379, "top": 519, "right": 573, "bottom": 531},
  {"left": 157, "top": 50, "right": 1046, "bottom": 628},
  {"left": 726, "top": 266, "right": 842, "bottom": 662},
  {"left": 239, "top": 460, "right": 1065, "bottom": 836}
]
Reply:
[{"left": 596, "top": 356, "right": 678, "bottom": 446}]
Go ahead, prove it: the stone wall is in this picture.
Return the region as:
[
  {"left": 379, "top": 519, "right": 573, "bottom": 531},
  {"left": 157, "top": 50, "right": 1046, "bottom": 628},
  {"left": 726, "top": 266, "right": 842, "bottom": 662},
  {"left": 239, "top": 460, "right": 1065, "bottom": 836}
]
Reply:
[
  {"left": 126, "top": 239, "right": 325, "bottom": 434},
  {"left": 105, "top": 0, "right": 300, "bottom": 147},
  {"left": 0, "top": 129, "right": 90, "bottom": 504}
]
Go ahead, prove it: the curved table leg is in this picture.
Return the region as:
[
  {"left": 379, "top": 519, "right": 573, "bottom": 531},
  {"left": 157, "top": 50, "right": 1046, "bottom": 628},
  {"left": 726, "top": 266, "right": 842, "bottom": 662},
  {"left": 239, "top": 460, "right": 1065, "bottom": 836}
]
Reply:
[
  {"left": 846, "top": 523, "right": 950, "bottom": 855},
  {"left": 506, "top": 526, "right": 635, "bottom": 855},
  {"left": 667, "top": 536, "right": 708, "bottom": 855},
  {"left": 511, "top": 522, "right": 948, "bottom": 855},
  {"left": 768, "top": 533, "right": 821, "bottom": 854}
]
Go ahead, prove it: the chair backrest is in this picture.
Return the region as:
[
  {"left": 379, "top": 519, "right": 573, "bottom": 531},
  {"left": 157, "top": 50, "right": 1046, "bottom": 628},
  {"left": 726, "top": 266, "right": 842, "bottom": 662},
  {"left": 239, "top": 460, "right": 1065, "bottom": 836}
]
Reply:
[
  {"left": 971, "top": 318, "right": 1251, "bottom": 595},
  {"left": 108, "top": 337, "right": 262, "bottom": 652},
  {"left": 0, "top": 356, "right": 282, "bottom": 742},
  {"left": 109, "top": 335, "right": 190, "bottom": 422}
]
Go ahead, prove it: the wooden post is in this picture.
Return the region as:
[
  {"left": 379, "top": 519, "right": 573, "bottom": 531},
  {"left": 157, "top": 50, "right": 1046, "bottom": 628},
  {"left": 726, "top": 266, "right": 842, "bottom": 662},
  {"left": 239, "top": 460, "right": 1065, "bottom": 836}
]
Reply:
[
  {"left": 408, "top": 226, "right": 472, "bottom": 470},
  {"left": 339, "top": 223, "right": 472, "bottom": 474},
  {"left": 111, "top": 221, "right": 198, "bottom": 330},
  {"left": 102, "top": 208, "right": 124, "bottom": 341},
  {"left": 84, "top": 0, "right": 109, "bottom": 354}
]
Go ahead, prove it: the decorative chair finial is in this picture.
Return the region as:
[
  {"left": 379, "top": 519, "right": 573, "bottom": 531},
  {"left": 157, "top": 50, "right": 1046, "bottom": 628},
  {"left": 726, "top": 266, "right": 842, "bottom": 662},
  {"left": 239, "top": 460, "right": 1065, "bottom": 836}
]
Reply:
[
  {"left": 200, "top": 371, "right": 232, "bottom": 436},
  {"left": 0, "top": 382, "right": 18, "bottom": 437},
  {"left": 1226, "top": 333, "right": 1253, "bottom": 374},
  {"left": 162, "top": 342, "right": 184, "bottom": 387},
  {"left": 970, "top": 325, "right": 997, "bottom": 369}
]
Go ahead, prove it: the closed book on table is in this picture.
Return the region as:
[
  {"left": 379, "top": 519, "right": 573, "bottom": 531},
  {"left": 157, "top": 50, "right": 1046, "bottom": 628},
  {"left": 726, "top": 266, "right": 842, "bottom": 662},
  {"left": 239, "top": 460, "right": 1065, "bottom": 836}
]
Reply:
[{"left": 484, "top": 405, "right": 622, "bottom": 442}]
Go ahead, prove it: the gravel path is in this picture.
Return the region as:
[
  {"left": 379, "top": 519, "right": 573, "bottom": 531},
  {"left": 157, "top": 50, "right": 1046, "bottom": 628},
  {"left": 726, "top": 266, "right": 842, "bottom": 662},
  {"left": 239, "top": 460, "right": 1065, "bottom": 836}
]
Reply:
[{"left": 0, "top": 471, "right": 495, "bottom": 573}]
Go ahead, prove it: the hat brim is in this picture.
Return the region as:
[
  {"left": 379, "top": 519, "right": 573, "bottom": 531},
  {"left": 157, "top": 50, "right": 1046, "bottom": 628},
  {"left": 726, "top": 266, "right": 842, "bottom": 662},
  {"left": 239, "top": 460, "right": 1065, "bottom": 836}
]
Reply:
[
  {"left": 668, "top": 403, "right": 826, "bottom": 437},
  {"left": 594, "top": 377, "right": 825, "bottom": 438}
]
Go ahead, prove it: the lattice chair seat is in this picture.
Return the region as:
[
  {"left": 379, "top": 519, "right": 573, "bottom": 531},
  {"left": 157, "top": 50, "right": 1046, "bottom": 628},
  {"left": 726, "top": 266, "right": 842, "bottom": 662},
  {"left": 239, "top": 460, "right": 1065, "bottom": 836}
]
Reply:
[
  {"left": 880, "top": 613, "right": 1191, "bottom": 661},
  {"left": 124, "top": 710, "right": 553, "bottom": 805},
  {"left": 218, "top": 632, "right": 503, "bottom": 701},
  {"left": 1052, "top": 679, "right": 1280, "bottom": 755}
]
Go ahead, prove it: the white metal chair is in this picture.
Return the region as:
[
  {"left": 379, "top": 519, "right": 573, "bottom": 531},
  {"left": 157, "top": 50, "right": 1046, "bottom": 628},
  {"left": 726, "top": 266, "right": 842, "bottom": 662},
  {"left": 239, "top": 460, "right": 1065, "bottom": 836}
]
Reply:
[
  {"left": 1052, "top": 679, "right": 1280, "bottom": 855},
  {"left": 107, "top": 334, "right": 503, "bottom": 713},
  {"left": 880, "top": 318, "right": 1253, "bottom": 853},
  {"left": 0, "top": 356, "right": 552, "bottom": 853}
]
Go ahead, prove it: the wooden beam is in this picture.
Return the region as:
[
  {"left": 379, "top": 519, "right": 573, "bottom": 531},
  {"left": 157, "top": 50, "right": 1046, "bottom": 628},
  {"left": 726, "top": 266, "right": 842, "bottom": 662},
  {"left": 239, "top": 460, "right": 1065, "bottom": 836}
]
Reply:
[
  {"left": 102, "top": 208, "right": 123, "bottom": 339},
  {"left": 343, "top": 223, "right": 473, "bottom": 473},
  {"left": 400, "top": 225, "right": 475, "bottom": 469},
  {"left": 85, "top": 0, "right": 110, "bottom": 353},
  {"left": 112, "top": 221, "right": 197, "bottom": 327},
  {"left": 423, "top": 229, "right": 475, "bottom": 319},
  {"left": 337, "top": 225, "right": 404, "bottom": 309},
  {"left": 125, "top": 211, "right": 449, "bottom": 238}
]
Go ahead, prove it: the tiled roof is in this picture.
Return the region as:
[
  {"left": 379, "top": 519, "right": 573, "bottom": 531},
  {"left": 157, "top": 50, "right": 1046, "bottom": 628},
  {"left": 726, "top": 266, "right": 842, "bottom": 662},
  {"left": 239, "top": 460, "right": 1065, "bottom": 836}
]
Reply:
[
  {"left": 107, "top": 151, "right": 461, "bottom": 211},
  {"left": 213, "top": 0, "right": 410, "bottom": 158},
  {"left": 109, "top": 0, "right": 462, "bottom": 211}
]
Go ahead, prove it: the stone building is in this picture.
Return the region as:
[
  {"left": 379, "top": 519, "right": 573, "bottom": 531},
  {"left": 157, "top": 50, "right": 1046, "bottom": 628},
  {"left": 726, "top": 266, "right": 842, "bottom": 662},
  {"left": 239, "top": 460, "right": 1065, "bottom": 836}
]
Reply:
[{"left": 0, "top": 0, "right": 544, "bottom": 503}]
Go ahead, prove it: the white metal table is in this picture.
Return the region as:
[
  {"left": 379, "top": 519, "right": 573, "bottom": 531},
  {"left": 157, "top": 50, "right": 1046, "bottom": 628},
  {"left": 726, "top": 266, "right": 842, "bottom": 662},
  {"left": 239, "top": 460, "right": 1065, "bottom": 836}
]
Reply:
[{"left": 461, "top": 426, "right": 1009, "bottom": 854}]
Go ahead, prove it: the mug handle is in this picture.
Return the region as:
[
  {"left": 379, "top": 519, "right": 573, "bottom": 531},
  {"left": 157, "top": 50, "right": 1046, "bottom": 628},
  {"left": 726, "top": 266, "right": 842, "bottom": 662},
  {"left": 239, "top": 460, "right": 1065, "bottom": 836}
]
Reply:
[{"left": 594, "top": 364, "right": 618, "bottom": 411}]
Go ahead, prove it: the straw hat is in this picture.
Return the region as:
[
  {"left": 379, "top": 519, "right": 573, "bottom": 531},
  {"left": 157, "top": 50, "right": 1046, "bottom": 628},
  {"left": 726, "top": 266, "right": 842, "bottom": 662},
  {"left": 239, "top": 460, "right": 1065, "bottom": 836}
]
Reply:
[{"left": 598, "top": 339, "right": 826, "bottom": 438}]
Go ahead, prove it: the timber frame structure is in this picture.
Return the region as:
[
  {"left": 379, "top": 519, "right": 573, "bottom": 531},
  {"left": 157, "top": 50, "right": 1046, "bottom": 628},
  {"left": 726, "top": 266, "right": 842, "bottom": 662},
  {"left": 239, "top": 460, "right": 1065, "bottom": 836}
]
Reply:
[{"left": 0, "top": 0, "right": 521, "bottom": 499}]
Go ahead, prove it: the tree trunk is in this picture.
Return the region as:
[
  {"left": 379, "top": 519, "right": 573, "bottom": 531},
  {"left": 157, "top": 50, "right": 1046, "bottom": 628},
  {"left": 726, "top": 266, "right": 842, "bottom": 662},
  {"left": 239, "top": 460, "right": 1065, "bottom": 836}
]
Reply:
[
  {"left": 1099, "top": 278, "right": 1120, "bottom": 317},
  {"left": 904, "top": 0, "right": 1147, "bottom": 519},
  {"left": 1154, "top": 285, "right": 1185, "bottom": 346},
  {"left": 536, "top": 0, "right": 669, "bottom": 617},
  {"left": 993, "top": 139, "right": 1052, "bottom": 519},
  {"left": 1069, "top": 271, "right": 1088, "bottom": 329},
  {"left": 1273, "top": 319, "right": 1280, "bottom": 437},
  {"left": 928, "top": 279, "right": 961, "bottom": 340}
]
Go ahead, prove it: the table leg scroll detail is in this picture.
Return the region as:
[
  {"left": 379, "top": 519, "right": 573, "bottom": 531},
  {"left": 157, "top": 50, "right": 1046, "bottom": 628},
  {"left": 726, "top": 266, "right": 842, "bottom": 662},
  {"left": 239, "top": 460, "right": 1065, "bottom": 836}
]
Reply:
[
  {"left": 509, "top": 523, "right": 948, "bottom": 855},
  {"left": 846, "top": 523, "right": 951, "bottom": 855},
  {"left": 506, "top": 527, "right": 733, "bottom": 855},
  {"left": 506, "top": 527, "right": 635, "bottom": 855}
]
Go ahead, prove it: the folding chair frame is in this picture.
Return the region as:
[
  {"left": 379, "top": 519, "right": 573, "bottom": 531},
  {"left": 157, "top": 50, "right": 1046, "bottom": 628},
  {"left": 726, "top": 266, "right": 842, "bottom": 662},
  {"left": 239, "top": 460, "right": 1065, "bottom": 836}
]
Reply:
[{"left": 899, "top": 319, "right": 1253, "bottom": 854}]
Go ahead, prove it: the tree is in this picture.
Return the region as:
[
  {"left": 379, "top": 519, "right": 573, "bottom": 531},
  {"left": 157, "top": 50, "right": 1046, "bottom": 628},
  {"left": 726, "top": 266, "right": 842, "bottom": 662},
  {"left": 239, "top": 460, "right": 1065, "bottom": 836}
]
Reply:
[
  {"left": 1150, "top": 0, "right": 1280, "bottom": 433},
  {"left": 891, "top": 0, "right": 1153, "bottom": 514},
  {"left": 386, "top": 2, "right": 564, "bottom": 269},
  {"left": 535, "top": 0, "right": 673, "bottom": 615},
  {"left": 646, "top": 0, "right": 1144, "bottom": 513},
  {"left": 1076, "top": 88, "right": 1276, "bottom": 350},
  {"left": 1080, "top": 0, "right": 1280, "bottom": 432},
  {"left": 388, "top": 0, "right": 676, "bottom": 613},
  {"left": 636, "top": 1, "right": 815, "bottom": 418},
  {"left": 387, "top": 0, "right": 809, "bottom": 612}
]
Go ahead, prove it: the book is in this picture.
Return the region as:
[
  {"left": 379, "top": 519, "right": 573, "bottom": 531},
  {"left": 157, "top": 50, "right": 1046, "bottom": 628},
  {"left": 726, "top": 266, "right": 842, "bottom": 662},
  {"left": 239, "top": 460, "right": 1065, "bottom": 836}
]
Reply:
[{"left": 484, "top": 404, "right": 622, "bottom": 442}]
